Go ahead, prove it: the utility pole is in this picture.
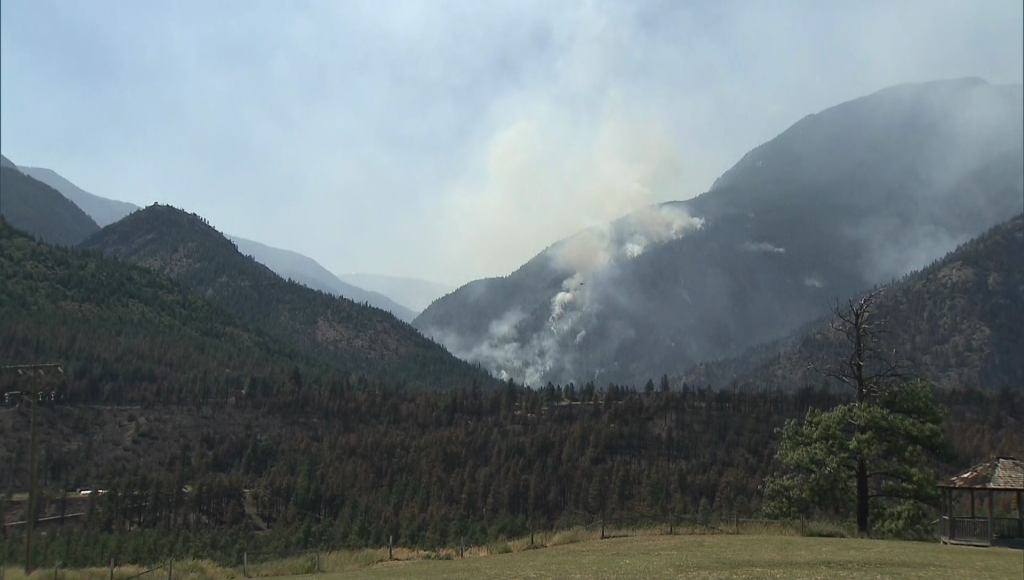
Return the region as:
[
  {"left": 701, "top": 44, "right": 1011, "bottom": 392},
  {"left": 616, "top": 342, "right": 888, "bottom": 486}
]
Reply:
[{"left": 2, "top": 363, "right": 63, "bottom": 574}]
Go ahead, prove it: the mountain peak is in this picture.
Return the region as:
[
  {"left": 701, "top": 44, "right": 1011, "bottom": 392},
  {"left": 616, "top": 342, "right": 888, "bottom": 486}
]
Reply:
[{"left": 82, "top": 204, "right": 495, "bottom": 388}]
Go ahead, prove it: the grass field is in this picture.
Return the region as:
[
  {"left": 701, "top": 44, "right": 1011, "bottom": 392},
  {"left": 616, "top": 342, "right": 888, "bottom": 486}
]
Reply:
[
  {"left": 5, "top": 531, "right": 1021, "bottom": 580},
  {"left": 281, "top": 535, "right": 1022, "bottom": 580}
]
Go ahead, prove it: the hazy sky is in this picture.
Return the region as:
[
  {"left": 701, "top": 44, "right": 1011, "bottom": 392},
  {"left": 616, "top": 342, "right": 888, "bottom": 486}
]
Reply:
[{"left": 2, "top": 0, "right": 1021, "bottom": 286}]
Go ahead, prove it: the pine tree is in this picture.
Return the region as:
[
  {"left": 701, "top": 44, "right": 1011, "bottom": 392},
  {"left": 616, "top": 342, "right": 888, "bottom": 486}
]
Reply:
[{"left": 762, "top": 290, "right": 948, "bottom": 536}]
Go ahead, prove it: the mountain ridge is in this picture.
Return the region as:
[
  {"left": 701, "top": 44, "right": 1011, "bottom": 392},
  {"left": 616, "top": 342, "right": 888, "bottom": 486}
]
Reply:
[
  {"left": 80, "top": 204, "right": 495, "bottom": 388},
  {"left": 679, "top": 214, "right": 1024, "bottom": 391},
  {"left": 414, "top": 78, "right": 1024, "bottom": 386},
  {"left": 229, "top": 235, "right": 417, "bottom": 321},
  {"left": 0, "top": 164, "right": 100, "bottom": 246},
  {"left": 17, "top": 165, "right": 141, "bottom": 227}
]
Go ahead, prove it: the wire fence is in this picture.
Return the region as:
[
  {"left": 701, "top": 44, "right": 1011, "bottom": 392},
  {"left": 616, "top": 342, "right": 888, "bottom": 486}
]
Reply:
[{"left": 0, "top": 512, "right": 926, "bottom": 579}]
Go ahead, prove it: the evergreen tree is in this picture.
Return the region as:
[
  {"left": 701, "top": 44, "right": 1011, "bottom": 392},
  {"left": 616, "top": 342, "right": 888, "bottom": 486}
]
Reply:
[{"left": 763, "top": 290, "right": 948, "bottom": 536}]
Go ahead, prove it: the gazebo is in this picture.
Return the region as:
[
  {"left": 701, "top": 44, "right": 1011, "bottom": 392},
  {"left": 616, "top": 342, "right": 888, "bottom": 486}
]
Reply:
[{"left": 939, "top": 457, "right": 1023, "bottom": 547}]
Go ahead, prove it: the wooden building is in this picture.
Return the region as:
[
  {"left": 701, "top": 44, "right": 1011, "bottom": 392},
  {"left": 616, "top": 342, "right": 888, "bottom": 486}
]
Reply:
[{"left": 939, "top": 457, "right": 1023, "bottom": 547}]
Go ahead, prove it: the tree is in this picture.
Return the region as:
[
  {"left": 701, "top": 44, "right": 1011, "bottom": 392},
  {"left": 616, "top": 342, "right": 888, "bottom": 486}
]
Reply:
[{"left": 763, "top": 289, "right": 948, "bottom": 536}]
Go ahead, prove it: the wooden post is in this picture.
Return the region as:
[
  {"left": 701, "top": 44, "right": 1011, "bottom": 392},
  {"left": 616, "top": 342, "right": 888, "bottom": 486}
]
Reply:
[
  {"left": 243, "top": 552, "right": 247, "bottom": 578},
  {"left": 946, "top": 489, "right": 954, "bottom": 541},
  {"left": 969, "top": 489, "right": 975, "bottom": 518},
  {"left": 601, "top": 514, "right": 605, "bottom": 540},
  {"left": 315, "top": 549, "right": 320, "bottom": 573},
  {"left": 110, "top": 558, "right": 115, "bottom": 580},
  {"left": 388, "top": 535, "right": 393, "bottom": 560},
  {"left": 669, "top": 511, "right": 673, "bottom": 535},
  {"left": 168, "top": 559, "right": 172, "bottom": 580},
  {"left": 25, "top": 387, "right": 38, "bottom": 574},
  {"left": 735, "top": 514, "right": 739, "bottom": 534},
  {"left": 800, "top": 516, "right": 806, "bottom": 536},
  {"left": 987, "top": 490, "right": 994, "bottom": 545},
  {"left": 460, "top": 537, "right": 464, "bottom": 559},
  {"left": 1011, "top": 490, "right": 1023, "bottom": 538}
]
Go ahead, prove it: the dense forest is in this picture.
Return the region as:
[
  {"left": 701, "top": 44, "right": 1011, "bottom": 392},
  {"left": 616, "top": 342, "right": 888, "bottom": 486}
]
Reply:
[
  {"left": 2, "top": 379, "right": 1020, "bottom": 568},
  {"left": 77, "top": 205, "right": 494, "bottom": 389}
]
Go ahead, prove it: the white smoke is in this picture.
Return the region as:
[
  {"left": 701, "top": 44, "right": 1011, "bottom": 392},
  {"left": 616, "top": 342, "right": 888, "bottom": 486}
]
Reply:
[
  {"left": 741, "top": 241, "right": 786, "bottom": 253},
  {"left": 431, "top": 203, "right": 703, "bottom": 386}
]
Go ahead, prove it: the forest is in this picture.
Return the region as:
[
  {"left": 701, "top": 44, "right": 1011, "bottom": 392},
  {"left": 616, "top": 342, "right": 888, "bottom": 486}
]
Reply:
[{"left": 2, "top": 378, "right": 1020, "bottom": 568}]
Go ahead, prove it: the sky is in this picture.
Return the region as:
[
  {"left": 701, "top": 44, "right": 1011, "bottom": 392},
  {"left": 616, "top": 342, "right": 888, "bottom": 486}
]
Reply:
[{"left": 1, "top": 0, "right": 1022, "bottom": 286}]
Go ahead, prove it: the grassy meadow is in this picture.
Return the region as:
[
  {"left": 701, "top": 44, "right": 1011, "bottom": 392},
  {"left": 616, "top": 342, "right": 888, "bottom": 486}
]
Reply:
[{"left": 4, "top": 525, "right": 1021, "bottom": 580}]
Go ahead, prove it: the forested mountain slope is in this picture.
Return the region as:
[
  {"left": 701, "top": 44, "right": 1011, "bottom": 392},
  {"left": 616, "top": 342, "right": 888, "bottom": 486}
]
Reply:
[
  {"left": 229, "top": 235, "right": 417, "bottom": 322},
  {"left": 339, "top": 273, "right": 455, "bottom": 313},
  {"left": 415, "top": 78, "right": 1024, "bottom": 386},
  {"left": 0, "top": 217, "right": 340, "bottom": 406},
  {"left": 681, "top": 215, "right": 1024, "bottom": 391},
  {"left": 80, "top": 204, "right": 493, "bottom": 388},
  {"left": 0, "top": 165, "right": 100, "bottom": 246},
  {"left": 17, "top": 165, "right": 140, "bottom": 227}
]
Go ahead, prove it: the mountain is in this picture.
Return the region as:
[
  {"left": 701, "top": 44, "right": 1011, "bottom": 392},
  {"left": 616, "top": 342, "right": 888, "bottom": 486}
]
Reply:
[
  {"left": 80, "top": 204, "right": 494, "bottom": 388},
  {"left": 0, "top": 163, "right": 100, "bottom": 246},
  {"left": 229, "top": 235, "right": 417, "bottom": 322},
  {"left": 17, "top": 165, "right": 140, "bottom": 227},
  {"left": 0, "top": 217, "right": 342, "bottom": 406},
  {"left": 7, "top": 163, "right": 414, "bottom": 321},
  {"left": 414, "top": 78, "right": 1024, "bottom": 386},
  {"left": 682, "top": 214, "right": 1024, "bottom": 391},
  {"left": 338, "top": 273, "right": 455, "bottom": 313},
  {"left": 0, "top": 154, "right": 17, "bottom": 169}
]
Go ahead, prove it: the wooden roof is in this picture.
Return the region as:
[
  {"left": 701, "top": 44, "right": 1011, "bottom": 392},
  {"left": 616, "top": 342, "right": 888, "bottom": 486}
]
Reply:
[{"left": 940, "top": 457, "right": 1024, "bottom": 490}]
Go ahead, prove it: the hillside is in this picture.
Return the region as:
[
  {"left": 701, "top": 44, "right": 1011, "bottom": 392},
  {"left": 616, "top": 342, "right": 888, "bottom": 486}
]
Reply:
[
  {"left": 0, "top": 218, "right": 350, "bottom": 408},
  {"left": 681, "top": 214, "right": 1024, "bottom": 391},
  {"left": 339, "top": 273, "right": 455, "bottom": 313},
  {"left": 17, "top": 165, "right": 140, "bottom": 227},
  {"left": 0, "top": 164, "right": 100, "bottom": 246},
  {"left": 80, "top": 204, "right": 493, "bottom": 388},
  {"left": 414, "top": 78, "right": 1024, "bottom": 386},
  {"left": 230, "top": 235, "right": 417, "bottom": 321}
]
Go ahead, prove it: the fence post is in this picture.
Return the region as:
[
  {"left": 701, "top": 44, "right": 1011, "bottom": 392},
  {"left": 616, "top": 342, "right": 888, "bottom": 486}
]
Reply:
[
  {"left": 54, "top": 561, "right": 60, "bottom": 580},
  {"left": 315, "top": 549, "right": 320, "bottom": 573},
  {"left": 669, "top": 511, "right": 674, "bottom": 535},
  {"left": 110, "top": 558, "right": 115, "bottom": 580},
  {"left": 243, "top": 552, "right": 247, "bottom": 578},
  {"left": 601, "top": 515, "right": 605, "bottom": 540},
  {"left": 800, "top": 516, "right": 806, "bottom": 536},
  {"left": 388, "top": 535, "right": 393, "bottom": 560},
  {"left": 168, "top": 559, "right": 173, "bottom": 580},
  {"left": 460, "top": 537, "right": 464, "bottom": 559},
  {"left": 735, "top": 515, "right": 739, "bottom": 534}
]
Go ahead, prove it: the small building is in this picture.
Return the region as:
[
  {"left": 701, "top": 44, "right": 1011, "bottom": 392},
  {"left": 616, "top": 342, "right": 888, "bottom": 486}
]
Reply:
[{"left": 939, "top": 456, "right": 1023, "bottom": 547}]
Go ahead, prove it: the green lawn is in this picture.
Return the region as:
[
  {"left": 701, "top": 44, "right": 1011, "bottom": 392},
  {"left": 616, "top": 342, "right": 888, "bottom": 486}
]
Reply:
[{"left": 298, "top": 535, "right": 1023, "bottom": 580}]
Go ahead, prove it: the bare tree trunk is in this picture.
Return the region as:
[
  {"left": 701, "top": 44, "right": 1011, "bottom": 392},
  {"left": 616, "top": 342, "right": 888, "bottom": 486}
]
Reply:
[{"left": 856, "top": 458, "right": 869, "bottom": 534}]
